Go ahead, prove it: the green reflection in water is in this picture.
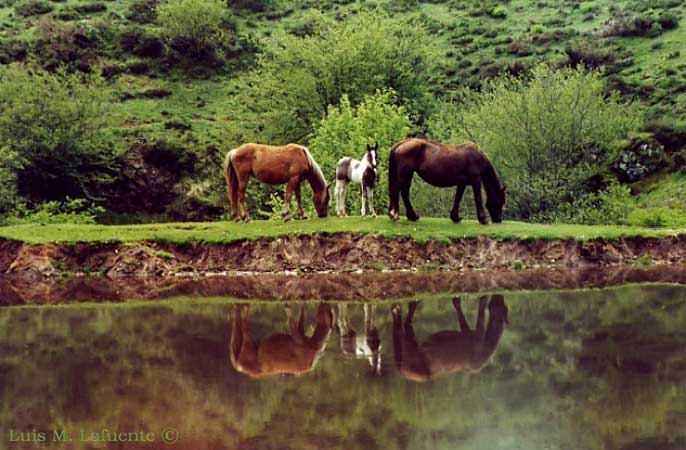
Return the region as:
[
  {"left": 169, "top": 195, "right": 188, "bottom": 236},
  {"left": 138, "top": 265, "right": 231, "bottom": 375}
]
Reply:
[{"left": 0, "top": 285, "right": 685, "bottom": 450}]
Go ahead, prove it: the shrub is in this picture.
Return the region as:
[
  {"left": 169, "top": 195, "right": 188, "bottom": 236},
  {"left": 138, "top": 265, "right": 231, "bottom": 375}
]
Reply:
[
  {"left": 157, "top": 0, "right": 227, "bottom": 57},
  {"left": 126, "top": 0, "right": 159, "bottom": 24},
  {"left": 308, "top": 89, "right": 411, "bottom": 215},
  {"left": 490, "top": 5, "right": 507, "bottom": 19},
  {"left": 33, "top": 19, "right": 100, "bottom": 72},
  {"left": 0, "top": 146, "right": 20, "bottom": 215},
  {"left": 657, "top": 13, "right": 679, "bottom": 30},
  {"left": 73, "top": 2, "right": 106, "bottom": 13},
  {"left": 5, "top": 198, "right": 104, "bottom": 224},
  {"left": 553, "top": 183, "right": 634, "bottom": 225},
  {"left": 0, "top": 65, "right": 120, "bottom": 203},
  {"left": 15, "top": 0, "right": 52, "bottom": 16},
  {"left": 238, "top": 11, "right": 436, "bottom": 142},
  {"left": 0, "top": 39, "right": 28, "bottom": 64},
  {"left": 429, "top": 64, "right": 640, "bottom": 220},
  {"left": 228, "top": 0, "right": 273, "bottom": 12},
  {"left": 119, "top": 28, "right": 165, "bottom": 58}
]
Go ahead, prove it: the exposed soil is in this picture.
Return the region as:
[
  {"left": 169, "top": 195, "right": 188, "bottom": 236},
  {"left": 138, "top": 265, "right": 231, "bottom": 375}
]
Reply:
[
  {"left": 2, "top": 234, "right": 686, "bottom": 279},
  {"left": 2, "top": 265, "right": 686, "bottom": 305}
]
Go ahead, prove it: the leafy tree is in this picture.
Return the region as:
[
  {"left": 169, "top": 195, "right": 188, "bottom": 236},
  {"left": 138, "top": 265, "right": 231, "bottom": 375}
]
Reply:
[
  {"left": 157, "top": 0, "right": 228, "bottom": 56},
  {"left": 0, "top": 146, "right": 20, "bottom": 214},
  {"left": 430, "top": 64, "right": 639, "bottom": 220},
  {"left": 0, "top": 64, "right": 120, "bottom": 204},
  {"left": 309, "top": 89, "right": 411, "bottom": 215},
  {"left": 239, "top": 10, "right": 436, "bottom": 142}
]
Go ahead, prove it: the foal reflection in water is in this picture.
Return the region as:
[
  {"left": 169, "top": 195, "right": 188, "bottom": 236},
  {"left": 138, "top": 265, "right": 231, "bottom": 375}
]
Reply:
[
  {"left": 392, "top": 295, "right": 508, "bottom": 382},
  {"left": 230, "top": 303, "right": 334, "bottom": 378}
]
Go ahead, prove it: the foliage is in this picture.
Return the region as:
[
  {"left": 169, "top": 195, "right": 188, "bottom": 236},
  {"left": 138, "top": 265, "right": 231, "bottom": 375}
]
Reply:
[
  {"left": 430, "top": 64, "right": 640, "bottom": 220},
  {"left": 308, "top": 89, "right": 411, "bottom": 215},
  {"left": 0, "top": 146, "right": 21, "bottom": 214},
  {"left": 0, "top": 64, "right": 120, "bottom": 204},
  {"left": 552, "top": 182, "right": 634, "bottom": 225},
  {"left": 157, "top": 0, "right": 228, "bottom": 57},
  {"left": 33, "top": 19, "right": 102, "bottom": 72},
  {"left": 238, "top": 10, "right": 436, "bottom": 142},
  {"left": 627, "top": 207, "right": 686, "bottom": 228},
  {"left": 14, "top": 0, "right": 52, "bottom": 17},
  {"left": 4, "top": 198, "right": 105, "bottom": 224}
]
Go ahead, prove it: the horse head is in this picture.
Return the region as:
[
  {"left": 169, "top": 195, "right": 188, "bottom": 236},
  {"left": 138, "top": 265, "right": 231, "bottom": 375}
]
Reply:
[
  {"left": 313, "top": 184, "right": 330, "bottom": 217},
  {"left": 366, "top": 142, "right": 379, "bottom": 171},
  {"left": 486, "top": 185, "right": 507, "bottom": 223}
]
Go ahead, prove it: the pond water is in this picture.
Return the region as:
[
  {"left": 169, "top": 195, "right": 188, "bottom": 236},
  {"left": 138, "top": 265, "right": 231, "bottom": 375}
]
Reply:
[{"left": 1, "top": 283, "right": 685, "bottom": 450}]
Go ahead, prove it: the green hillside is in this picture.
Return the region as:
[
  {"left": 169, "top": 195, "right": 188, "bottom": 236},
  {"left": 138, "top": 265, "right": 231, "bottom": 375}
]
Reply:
[{"left": 1, "top": 0, "right": 685, "bottom": 225}]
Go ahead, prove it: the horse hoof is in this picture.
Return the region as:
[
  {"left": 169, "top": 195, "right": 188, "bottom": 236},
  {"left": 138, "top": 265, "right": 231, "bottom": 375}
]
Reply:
[
  {"left": 407, "top": 215, "right": 420, "bottom": 222},
  {"left": 451, "top": 215, "right": 462, "bottom": 223}
]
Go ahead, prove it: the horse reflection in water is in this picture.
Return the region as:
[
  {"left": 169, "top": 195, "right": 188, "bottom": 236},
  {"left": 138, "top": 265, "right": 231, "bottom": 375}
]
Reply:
[
  {"left": 392, "top": 295, "right": 508, "bottom": 382},
  {"left": 230, "top": 303, "right": 333, "bottom": 378},
  {"left": 336, "top": 304, "right": 382, "bottom": 376}
]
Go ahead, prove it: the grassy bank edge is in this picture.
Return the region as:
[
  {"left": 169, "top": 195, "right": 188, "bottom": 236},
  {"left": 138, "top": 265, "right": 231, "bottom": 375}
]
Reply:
[{"left": 0, "top": 217, "right": 684, "bottom": 245}]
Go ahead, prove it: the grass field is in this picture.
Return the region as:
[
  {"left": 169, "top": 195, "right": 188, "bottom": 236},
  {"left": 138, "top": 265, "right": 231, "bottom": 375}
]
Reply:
[{"left": 1, "top": 217, "right": 683, "bottom": 244}]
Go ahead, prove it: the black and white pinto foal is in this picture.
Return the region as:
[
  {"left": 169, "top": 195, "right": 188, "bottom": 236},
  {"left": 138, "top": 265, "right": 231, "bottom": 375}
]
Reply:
[{"left": 335, "top": 143, "right": 379, "bottom": 217}]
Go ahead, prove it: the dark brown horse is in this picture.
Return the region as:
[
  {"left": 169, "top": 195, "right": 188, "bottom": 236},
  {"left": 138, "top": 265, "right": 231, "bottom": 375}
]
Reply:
[
  {"left": 391, "top": 295, "right": 508, "bottom": 382},
  {"left": 388, "top": 138, "right": 506, "bottom": 224},
  {"left": 230, "top": 303, "right": 334, "bottom": 379},
  {"left": 224, "top": 143, "right": 330, "bottom": 221}
]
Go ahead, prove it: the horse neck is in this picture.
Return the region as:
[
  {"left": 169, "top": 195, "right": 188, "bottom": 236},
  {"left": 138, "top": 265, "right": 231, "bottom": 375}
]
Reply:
[
  {"left": 481, "top": 159, "right": 502, "bottom": 197},
  {"left": 306, "top": 164, "right": 326, "bottom": 192}
]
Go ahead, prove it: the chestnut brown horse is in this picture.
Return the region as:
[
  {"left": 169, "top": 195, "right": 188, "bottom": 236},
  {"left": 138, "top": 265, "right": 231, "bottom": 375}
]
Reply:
[
  {"left": 230, "top": 303, "right": 334, "bottom": 379},
  {"left": 224, "top": 143, "right": 330, "bottom": 221},
  {"left": 388, "top": 138, "right": 506, "bottom": 224},
  {"left": 391, "top": 295, "right": 508, "bottom": 382}
]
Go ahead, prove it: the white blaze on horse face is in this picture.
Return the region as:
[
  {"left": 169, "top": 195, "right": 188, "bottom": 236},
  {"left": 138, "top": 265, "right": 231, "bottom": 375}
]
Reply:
[{"left": 370, "top": 149, "right": 377, "bottom": 169}]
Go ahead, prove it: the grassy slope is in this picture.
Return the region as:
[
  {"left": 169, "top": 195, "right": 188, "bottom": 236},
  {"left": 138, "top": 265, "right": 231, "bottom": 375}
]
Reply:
[{"left": 0, "top": 217, "right": 683, "bottom": 244}]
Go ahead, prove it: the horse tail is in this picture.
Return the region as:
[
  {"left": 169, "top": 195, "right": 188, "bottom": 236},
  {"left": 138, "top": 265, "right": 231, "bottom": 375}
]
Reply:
[{"left": 224, "top": 149, "right": 238, "bottom": 213}]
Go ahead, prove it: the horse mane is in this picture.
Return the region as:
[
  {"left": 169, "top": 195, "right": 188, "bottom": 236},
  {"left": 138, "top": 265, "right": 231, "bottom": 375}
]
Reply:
[{"left": 302, "top": 146, "right": 327, "bottom": 189}]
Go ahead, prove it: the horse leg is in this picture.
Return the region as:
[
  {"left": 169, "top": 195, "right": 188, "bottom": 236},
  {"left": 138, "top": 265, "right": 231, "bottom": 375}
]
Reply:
[
  {"left": 237, "top": 174, "right": 251, "bottom": 222},
  {"left": 451, "top": 185, "right": 467, "bottom": 223},
  {"left": 400, "top": 177, "right": 419, "bottom": 221},
  {"left": 367, "top": 186, "right": 376, "bottom": 218},
  {"left": 452, "top": 296, "right": 471, "bottom": 331},
  {"left": 335, "top": 179, "right": 346, "bottom": 216},
  {"left": 282, "top": 178, "right": 297, "bottom": 222},
  {"left": 294, "top": 181, "right": 306, "bottom": 219},
  {"left": 360, "top": 182, "right": 367, "bottom": 217},
  {"left": 476, "top": 296, "right": 488, "bottom": 338},
  {"left": 472, "top": 181, "right": 488, "bottom": 225}
]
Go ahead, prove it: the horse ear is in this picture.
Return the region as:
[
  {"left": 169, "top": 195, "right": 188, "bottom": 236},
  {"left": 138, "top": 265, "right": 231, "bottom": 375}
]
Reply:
[
  {"left": 502, "top": 185, "right": 507, "bottom": 193},
  {"left": 373, "top": 142, "right": 379, "bottom": 150}
]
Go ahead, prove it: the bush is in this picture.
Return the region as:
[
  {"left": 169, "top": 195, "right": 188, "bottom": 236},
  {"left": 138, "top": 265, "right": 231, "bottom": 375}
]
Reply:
[
  {"left": 15, "top": 0, "right": 52, "bottom": 16},
  {"left": 553, "top": 183, "right": 634, "bottom": 225},
  {"left": 0, "top": 65, "right": 120, "bottom": 203},
  {"left": 308, "top": 89, "right": 411, "bottom": 216},
  {"left": 73, "top": 2, "right": 106, "bottom": 13},
  {"left": 228, "top": 0, "right": 273, "bottom": 12},
  {"left": 119, "top": 28, "right": 165, "bottom": 58},
  {"left": 657, "top": 13, "right": 680, "bottom": 30},
  {"left": 0, "top": 146, "right": 20, "bottom": 215},
  {"left": 429, "top": 64, "right": 640, "bottom": 220},
  {"left": 0, "top": 39, "right": 28, "bottom": 64},
  {"left": 157, "top": 0, "right": 228, "bottom": 57},
  {"left": 126, "top": 0, "right": 159, "bottom": 24},
  {"left": 627, "top": 207, "right": 686, "bottom": 228},
  {"left": 238, "top": 11, "right": 436, "bottom": 142},
  {"left": 34, "top": 19, "right": 101, "bottom": 72},
  {"left": 5, "top": 198, "right": 104, "bottom": 225},
  {"left": 490, "top": 6, "right": 507, "bottom": 19}
]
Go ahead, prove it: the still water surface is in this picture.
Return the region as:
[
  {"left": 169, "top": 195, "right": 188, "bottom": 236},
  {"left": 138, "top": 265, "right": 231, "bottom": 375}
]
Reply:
[{"left": 1, "top": 284, "right": 685, "bottom": 450}]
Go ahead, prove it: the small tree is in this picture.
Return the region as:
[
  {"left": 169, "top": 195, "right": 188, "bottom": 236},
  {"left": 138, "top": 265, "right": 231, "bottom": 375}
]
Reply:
[
  {"left": 430, "top": 64, "right": 639, "bottom": 220},
  {"left": 238, "top": 11, "right": 436, "bottom": 142},
  {"left": 0, "top": 64, "right": 119, "bottom": 204},
  {"left": 309, "top": 89, "right": 411, "bottom": 215},
  {"left": 157, "top": 0, "right": 226, "bottom": 56}
]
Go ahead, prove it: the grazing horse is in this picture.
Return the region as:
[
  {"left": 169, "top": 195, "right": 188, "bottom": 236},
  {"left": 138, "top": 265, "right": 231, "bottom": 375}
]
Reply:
[
  {"left": 391, "top": 295, "right": 508, "bottom": 382},
  {"left": 388, "top": 138, "right": 506, "bottom": 224},
  {"left": 336, "top": 303, "right": 381, "bottom": 376},
  {"left": 230, "top": 303, "right": 334, "bottom": 379},
  {"left": 335, "top": 143, "right": 379, "bottom": 217},
  {"left": 224, "top": 143, "right": 330, "bottom": 221}
]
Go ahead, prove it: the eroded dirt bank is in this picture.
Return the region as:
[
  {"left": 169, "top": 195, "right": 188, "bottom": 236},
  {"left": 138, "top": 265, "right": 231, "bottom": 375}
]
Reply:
[
  {"left": 2, "top": 234, "right": 686, "bottom": 278},
  {"left": 3, "top": 265, "right": 686, "bottom": 305}
]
